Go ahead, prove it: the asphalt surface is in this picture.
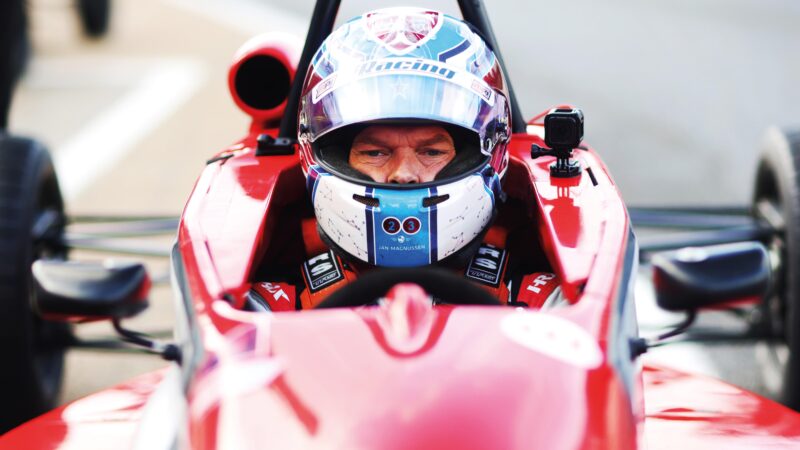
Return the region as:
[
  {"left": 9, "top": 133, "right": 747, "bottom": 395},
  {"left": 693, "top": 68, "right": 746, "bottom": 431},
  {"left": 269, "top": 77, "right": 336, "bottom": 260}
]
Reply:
[{"left": 7, "top": 0, "right": 797, "bottom": 406}]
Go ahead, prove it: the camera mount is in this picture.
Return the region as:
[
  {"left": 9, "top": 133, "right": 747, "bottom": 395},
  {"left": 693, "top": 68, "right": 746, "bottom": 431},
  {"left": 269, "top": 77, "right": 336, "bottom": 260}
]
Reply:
[{"left": 530, "top": 108, "right": 584, "bottom": 178}]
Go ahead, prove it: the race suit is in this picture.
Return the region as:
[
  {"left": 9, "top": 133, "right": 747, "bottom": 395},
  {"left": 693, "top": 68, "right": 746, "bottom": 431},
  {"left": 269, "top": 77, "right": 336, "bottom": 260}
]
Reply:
[{"left": 246, "top": 217, "right": 564, "bottom": 312}]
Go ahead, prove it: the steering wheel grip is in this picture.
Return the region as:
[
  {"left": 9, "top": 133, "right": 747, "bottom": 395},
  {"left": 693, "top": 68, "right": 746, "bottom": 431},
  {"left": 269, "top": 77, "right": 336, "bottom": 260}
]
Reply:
[{"left": 315, "top": 267, "right": 502, "bottom": 309}]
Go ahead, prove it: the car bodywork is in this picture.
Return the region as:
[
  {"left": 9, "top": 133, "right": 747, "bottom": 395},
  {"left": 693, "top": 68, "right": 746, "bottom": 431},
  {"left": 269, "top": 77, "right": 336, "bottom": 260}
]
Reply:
[
  {"left": 2, "top": 0, "right": 800, "bottom": 448},
  {"left": 5, "top": 364, "right": 800, "bottom": 449}
]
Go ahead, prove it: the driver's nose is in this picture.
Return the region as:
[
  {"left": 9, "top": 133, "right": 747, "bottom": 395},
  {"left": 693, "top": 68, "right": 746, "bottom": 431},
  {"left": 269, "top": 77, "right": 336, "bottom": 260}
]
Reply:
[
  {"left": 387, "top": 151, "right": 420, "bottom": 184},
  {"left": 388, "top": 171, "right": 419, "bottom": 184}
]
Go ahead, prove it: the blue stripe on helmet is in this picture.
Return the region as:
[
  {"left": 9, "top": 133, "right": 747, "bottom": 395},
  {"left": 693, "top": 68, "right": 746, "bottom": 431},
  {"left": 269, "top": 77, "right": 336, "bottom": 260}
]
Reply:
[
  {"left": 307, "top": 165, "right": 322, "bottom": 203},
  {"left": 429, "top": 186, "right": 439, "bottom": 263},
  {"left": 480, "top": 165, "right": 501, "bottom": 207},
  {"left": 372, "top": 187, "right": 431, "bottom": 267},
  {"left": 365, "top": 186, "right": 376, "bottom": 265},
  {"left": 438, "top": 38, "right": 471, "bottom": 62}
]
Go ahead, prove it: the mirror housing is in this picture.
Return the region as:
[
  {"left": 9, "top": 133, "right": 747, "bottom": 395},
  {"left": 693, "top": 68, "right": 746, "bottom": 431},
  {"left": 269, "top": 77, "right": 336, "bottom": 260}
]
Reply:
[
  {"left": 652, "top": 241, "right": 770, "bottom": 312},
  {"left": 32, "top": 260, "right": 150, "bottom": 322}
]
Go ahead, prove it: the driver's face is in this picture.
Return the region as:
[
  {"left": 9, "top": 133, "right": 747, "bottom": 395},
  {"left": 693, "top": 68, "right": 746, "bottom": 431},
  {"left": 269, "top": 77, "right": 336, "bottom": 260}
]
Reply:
[{"left": 349, "top": 125, "right": 456, "bottom": 183}]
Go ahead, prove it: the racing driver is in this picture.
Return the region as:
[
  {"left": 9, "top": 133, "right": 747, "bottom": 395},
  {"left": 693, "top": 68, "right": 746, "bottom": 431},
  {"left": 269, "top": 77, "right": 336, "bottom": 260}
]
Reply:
[{"left": 248, "top": 7, "right": 561, "bottom": 311}]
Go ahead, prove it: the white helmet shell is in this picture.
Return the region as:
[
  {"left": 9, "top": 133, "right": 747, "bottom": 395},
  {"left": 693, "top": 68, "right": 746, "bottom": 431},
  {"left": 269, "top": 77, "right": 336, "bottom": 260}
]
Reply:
[
  {"left": 298, "top": 8, "right": 510, "bottom": 267},
  {"left": 308, "top": 164, "right": 501, "bottom": 267}
]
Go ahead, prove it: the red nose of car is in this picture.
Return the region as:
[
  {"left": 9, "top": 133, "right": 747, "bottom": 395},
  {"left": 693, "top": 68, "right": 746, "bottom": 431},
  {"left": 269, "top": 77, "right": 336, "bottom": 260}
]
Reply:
[{"left": 186, "top": 298, "right": 633, "bottom": 450}]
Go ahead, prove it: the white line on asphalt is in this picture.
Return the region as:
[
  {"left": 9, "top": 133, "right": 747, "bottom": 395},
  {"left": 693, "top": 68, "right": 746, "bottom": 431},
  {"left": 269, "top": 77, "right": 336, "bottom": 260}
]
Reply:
[
  {"left": 54, "top": 59, "right": 206, "bottom": 201},
  {"left": 164, "top": 0, "right": 309, "bottom": 37},
  {"left": 21, "top": 57, "right": 142, "bottom": 89}
]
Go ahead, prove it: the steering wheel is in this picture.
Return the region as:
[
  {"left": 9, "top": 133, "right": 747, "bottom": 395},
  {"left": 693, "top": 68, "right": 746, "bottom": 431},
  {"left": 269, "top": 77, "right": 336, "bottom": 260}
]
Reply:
[{"left": 315, "top": 267, "right": 502, "bottom": 309}]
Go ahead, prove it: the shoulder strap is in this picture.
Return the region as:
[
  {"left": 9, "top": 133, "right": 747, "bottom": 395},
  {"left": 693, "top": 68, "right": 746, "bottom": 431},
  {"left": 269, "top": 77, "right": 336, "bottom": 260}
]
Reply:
[
  {"left": 250, "top": 282, "right": 297, "bottom": 311},
  {"left": 299, "top": 250, "right": 357, "bottom": 309},
  {"left": 464, "top": 243, "right": 510, "bottom": 303},
  {"left": 511, "top": 272, "right": 561, "bottom": 308},
  {"left": 302, "top": 217, "right": 328, "bottom": 256}
]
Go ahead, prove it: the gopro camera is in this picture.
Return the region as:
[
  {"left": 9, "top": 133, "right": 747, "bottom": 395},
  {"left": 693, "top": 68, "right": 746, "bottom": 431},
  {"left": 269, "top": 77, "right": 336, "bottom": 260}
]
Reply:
[
  {"left": 544, "top": 108, "right": 584, "bottom": 150},
  {"left": 529, "top": 107, "right": 585, "bottom": 178}
]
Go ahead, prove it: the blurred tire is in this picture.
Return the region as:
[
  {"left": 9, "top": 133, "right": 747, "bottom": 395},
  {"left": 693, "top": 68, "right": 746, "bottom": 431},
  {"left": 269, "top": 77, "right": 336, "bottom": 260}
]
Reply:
[
  {"left": 0, "top": 135, "right": 70, "bottom": 433},
  {"left": 77, "top": 0, "right": 111, "bottom": 38},
  {"left": 0, "top": 0, "right": 29, "bottom": 130},
  {"left": 753, "top": 126, "right": 800, "bottom": 410}
]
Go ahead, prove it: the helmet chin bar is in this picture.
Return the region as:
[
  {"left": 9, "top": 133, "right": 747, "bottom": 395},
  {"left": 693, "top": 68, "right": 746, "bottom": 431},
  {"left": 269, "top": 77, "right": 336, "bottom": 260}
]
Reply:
[
  {"left": 317, "top": 214, "right": 492, "bottom": 271},
  {"left": 310, "top": 167, "right": 500, "bottom": 268}
]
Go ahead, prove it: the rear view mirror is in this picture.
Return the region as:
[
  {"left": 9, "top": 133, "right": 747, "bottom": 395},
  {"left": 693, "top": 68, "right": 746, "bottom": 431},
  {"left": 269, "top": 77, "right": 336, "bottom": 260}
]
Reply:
[
  {"left": 32, "top": 260, "right": 150, "bottom": 322},
  {"left": 652, "top": 242, "right": 770, "bottom": 312}
]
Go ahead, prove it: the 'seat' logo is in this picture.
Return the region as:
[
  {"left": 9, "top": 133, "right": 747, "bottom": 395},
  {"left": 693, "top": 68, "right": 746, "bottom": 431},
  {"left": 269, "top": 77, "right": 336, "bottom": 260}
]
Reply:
[{"left": 365, "top": 9, "right": 443, "bottom": 55}]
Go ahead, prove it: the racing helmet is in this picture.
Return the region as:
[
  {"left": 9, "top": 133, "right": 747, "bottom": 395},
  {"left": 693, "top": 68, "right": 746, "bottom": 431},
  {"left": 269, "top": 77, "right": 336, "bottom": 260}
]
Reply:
[{"left": 298, "top": 7, "right": 511, "bottom": 268}]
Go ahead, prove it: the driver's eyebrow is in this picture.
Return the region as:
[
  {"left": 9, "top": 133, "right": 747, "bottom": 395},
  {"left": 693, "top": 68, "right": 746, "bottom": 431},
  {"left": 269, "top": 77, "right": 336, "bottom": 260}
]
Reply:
[
  {"left": 352, "top": 135, "right": 391, "bottom": 148},
  {"left": 353, "top": 132, "right": 454, "bottom": 149},
  {"left": 417, "top": 134, "right": 453, "bottom": 148}
]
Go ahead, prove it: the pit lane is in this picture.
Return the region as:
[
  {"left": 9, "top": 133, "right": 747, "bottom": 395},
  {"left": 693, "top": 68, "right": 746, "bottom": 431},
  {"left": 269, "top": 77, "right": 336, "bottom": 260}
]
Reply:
[{"left": 8, "top": 0, "right": 798, "bottom": 406}]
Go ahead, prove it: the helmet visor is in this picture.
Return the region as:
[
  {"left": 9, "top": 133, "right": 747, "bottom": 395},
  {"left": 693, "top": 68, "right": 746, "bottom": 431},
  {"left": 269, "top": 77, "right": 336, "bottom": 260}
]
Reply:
[{"left": 301, "top": 59, "right": 506, "bottom": 154}]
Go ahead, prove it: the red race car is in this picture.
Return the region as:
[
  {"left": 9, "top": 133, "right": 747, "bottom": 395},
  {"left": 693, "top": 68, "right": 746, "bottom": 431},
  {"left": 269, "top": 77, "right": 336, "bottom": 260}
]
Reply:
[{"left": 2, "top": 0, "right": 800, "bottom": 448}]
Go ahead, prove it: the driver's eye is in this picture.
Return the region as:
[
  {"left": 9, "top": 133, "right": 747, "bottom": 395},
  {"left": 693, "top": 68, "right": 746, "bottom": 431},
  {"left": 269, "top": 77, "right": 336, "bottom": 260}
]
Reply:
[{"left": 417, "top": 147, "right": 452, "bottom": 159}]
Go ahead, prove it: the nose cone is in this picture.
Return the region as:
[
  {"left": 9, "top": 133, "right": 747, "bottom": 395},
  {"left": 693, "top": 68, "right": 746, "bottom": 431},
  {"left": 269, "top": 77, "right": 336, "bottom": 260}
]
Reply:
[
  {"left": 194, "top": 306, "right": 634, "bottom": 450},
  {"left": 376, "top": 283, "right": 436, "bottom": 353}
]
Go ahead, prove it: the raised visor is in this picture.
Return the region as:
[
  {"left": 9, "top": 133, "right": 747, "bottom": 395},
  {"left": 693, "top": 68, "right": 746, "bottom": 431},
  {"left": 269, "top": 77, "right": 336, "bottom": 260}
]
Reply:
[{"left": 644, "top": 365, "right": 800, "bottom": 448}]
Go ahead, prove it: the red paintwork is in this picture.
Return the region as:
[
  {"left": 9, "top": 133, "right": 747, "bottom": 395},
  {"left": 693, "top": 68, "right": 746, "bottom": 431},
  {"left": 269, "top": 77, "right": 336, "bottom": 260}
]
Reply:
[
  {"left": 643, "top": 365, "right": 800, "bottom": 448},
  {"left": 7, "top": 361, "right": 800, "bottom": 449},
  {"left": 185, "top": 301, "right": 638, "bottom": 450},
  {"left": 228, "top": 33, "right": 302, "bottom": 131},
  {"left": 504, "top": 131, "right": 628, "bottom": 302},
  {"left": 167, "top": 117, "right": 647, "bottom": 448},
  {"left": 4, "top": 117, "right": 799, "bottom": 449},
  {"left": 0, "top": 370, "right": 165, "bottom": 449},
  {"left": 6, "top": 33, "right": 800, "bottom": 450}
]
